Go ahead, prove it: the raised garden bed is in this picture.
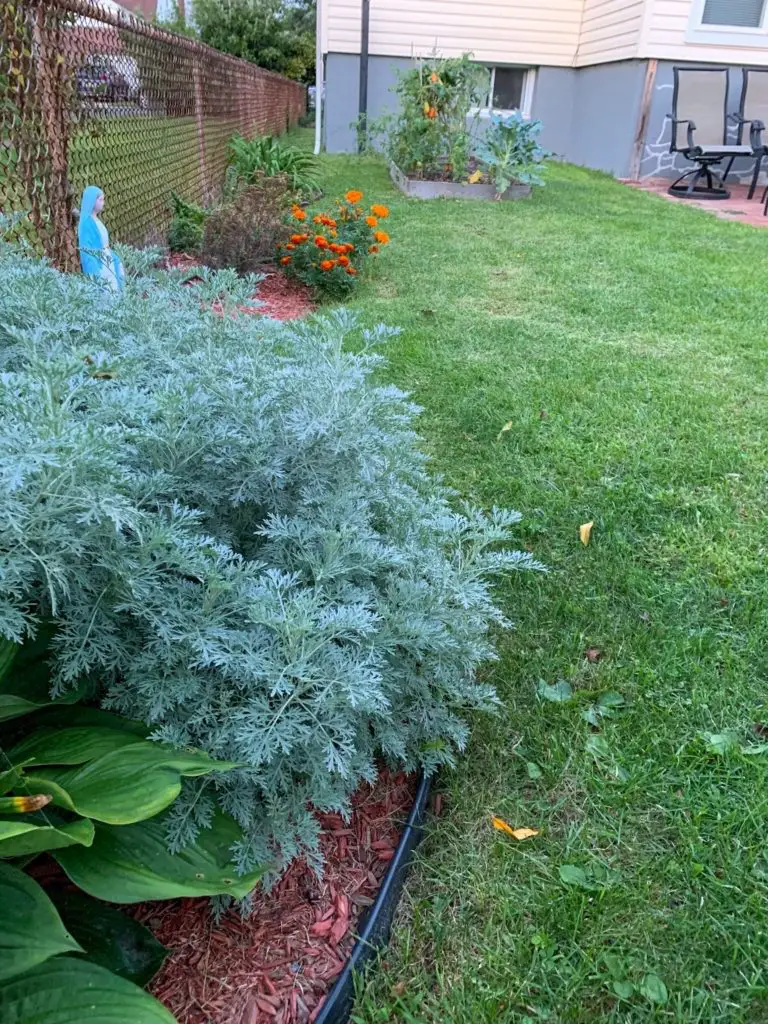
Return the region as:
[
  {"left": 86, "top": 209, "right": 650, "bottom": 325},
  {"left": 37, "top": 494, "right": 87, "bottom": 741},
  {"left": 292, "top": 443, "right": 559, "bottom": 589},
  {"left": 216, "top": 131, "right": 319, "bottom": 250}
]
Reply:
[{"left": 389, "top": 162, "right": 532, "bottom": 201}]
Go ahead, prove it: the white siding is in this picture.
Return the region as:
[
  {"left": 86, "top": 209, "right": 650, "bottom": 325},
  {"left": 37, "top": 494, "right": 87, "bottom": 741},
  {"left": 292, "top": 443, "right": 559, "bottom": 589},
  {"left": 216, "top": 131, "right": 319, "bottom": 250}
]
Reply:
[
  {"left": 324, "top": 0, "right": 584, "bottom": 67},
  {"left": 576, "top": 0, "right": 645, "bottom": 64},
  {"left": 643, "top": 0, "right": 768, "bottom": 65}
]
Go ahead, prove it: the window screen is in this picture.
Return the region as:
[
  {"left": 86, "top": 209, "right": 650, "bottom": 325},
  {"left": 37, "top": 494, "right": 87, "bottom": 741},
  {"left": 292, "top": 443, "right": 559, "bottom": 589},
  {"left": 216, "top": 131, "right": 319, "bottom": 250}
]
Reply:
[
  {"left": 702, "top": 0, "right": 766, "bottom": 26},
  {"left": 492, "top": 68, "right": 526, "bottom": 110}
]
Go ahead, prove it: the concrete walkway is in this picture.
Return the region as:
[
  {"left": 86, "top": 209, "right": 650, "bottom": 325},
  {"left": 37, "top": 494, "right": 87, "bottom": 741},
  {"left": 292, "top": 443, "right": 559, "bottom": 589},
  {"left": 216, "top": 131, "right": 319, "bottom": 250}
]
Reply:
[{"left": 622, "top": 178, "right": 768, "bottom": 229}]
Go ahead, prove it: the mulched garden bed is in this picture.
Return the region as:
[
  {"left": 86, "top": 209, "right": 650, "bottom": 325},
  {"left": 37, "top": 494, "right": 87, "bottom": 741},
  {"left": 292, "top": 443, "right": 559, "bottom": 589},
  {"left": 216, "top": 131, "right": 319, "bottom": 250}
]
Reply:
[
  {"left": 133, "top": 770, "right": 418, "bottom": 1024},
  {"left": 165, "top": 254, "right": 315, "bottom": 321}
]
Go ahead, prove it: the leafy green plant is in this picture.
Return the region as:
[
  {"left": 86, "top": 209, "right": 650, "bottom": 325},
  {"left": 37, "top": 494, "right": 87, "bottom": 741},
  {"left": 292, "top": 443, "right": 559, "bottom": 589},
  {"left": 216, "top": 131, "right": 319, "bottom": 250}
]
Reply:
[
  {"left": 371, "top": 54, "right": 488, "bottom": 181},
  {"left": 0, "top": 637, "right": 265, "bottom": 901},
  {"left": 202, "top": 176, "right": 291, "bottom": 273},
  {"left": 0, "top": 861, "right": 175, "bottom": 1023},
  {"left": 277, "top": 190, "right": 391, "bottom": 298},
  {"left": 0, "top": 241, "right": 540, "bottom": 876},
  {"left": 476, "top": 112, "right": 549, "bottom": 195},
  {"left": 167, "top": 192, "right": 207, "bottom": 254},
  {"left": 228, "top": 133, "right": 320, "bottom": 195}
]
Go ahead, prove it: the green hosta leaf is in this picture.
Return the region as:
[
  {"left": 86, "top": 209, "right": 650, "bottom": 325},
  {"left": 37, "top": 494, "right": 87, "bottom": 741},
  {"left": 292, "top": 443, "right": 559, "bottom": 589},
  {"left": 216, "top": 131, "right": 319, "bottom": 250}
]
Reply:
[
  {"left": 9, "top": 725, "right": 147, "bottom": 766},
  {"left": 639, "top": 974, "right": 669, "bottom": 1005},
  {"left": 0, "top": 683, "right": 88, "bottom": 724},
  {"left": 55, "top": 811, "right": 266, "bottom": 903},
  {"left": 50, "top": 891, "right": 168, "bottom": 987},
  {"left": 0, "top": 816, "right": 95, "bottom": 858},
  {"left": 536, "top": 679, "right": 573, "bottom": 703},
  {"left": 23, "top": 741, "right": 240, "bottom": 826},
  {"left": 0, "top": 638, "right": 16, "bottom": 685},
  {"left": 0, "top": 862, "right": 82, "bottom": 981},
  {"left": 0, "top": 767, "right": 25, "bottom": 795},
  {"left": 0, "top": 958, "right": 175, "bottom": 1023}
]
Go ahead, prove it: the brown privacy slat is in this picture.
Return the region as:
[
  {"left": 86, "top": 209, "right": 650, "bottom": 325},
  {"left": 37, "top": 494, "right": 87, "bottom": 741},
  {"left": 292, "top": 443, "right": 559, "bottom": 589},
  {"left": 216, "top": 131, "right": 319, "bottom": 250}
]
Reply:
[{"left": 0, "top": 0, "right": 306, "bottom": 269}]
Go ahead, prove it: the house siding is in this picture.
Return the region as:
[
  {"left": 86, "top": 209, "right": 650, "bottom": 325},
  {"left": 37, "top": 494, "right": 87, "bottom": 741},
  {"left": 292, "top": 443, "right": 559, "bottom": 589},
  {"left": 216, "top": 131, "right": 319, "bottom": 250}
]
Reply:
[
  {"left": 576, "top": 0, "right": 646, "bottom": 65},
  {"left": 325, "top": 0, "right": 584, "bottom": 66},
  {"left": 643, "top": 0, "right": 768, "bottom": 65}
]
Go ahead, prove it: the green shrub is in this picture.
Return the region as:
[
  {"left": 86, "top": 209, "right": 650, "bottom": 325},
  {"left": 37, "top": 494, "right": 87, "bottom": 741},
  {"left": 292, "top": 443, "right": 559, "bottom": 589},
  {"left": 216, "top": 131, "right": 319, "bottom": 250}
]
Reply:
[
  {"left": 0, "top": 242, "right": 542, "bottom": 875},
  {"left": 167, "top": 192, "right": 207, "bottom": 254},
  {"left": 228, "top": 133, "right": 320, "bottom": 196},
  {"left": 202, "top": 176, "right": 291, "bottom": 273}
]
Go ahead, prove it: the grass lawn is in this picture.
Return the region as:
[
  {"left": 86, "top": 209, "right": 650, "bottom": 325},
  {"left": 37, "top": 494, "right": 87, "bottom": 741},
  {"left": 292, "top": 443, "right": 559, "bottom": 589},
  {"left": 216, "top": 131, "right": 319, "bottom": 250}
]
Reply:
[{"left": 304, "top": 137, "right": 768, "bottom": 1023}]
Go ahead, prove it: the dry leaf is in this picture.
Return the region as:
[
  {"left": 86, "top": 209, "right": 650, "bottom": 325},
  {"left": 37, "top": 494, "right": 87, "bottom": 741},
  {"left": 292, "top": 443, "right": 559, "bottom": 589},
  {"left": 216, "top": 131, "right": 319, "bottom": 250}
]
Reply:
[
  {"left": 497, "top": 420, "right": 513, "bottom": 441},
  {"left": 585, "top": 647, "right": 602, "bottom": 663},
  {"left": 492, "top": 817, "right": 539, "bottom": 841},
  {"left": 468, "top": 169, "right": 483, "bottom": 184},
  {"left": 579, "top": 521, "right": 594, "bottom": 545}
]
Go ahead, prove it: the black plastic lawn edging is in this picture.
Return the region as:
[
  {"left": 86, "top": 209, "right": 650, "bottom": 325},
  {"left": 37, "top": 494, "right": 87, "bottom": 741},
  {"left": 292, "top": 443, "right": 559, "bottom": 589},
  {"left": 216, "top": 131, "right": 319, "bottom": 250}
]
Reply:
[{"left": 314, "top": 772, "right": 432, "bottom": 1024}]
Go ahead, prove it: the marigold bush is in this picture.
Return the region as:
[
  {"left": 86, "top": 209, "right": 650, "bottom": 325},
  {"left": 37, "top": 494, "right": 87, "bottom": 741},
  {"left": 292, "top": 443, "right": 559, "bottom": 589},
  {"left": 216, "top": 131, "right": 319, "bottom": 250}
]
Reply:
[
  {"left": 0, "top": 243, "right": 541, "bottom": 876},
  {"left": 277, "top": 191, "right": 390, "bottom": 297}
]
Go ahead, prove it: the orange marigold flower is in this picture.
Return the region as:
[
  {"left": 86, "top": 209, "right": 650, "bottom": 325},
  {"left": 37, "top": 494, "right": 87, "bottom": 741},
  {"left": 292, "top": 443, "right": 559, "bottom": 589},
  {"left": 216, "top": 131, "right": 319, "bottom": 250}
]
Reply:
[
  {"left": 343, "top": 243, "right": 355, "bottom": 253},
  {"left": 280, "top": 256, "right": 292, "bottom": 265},
  {"left": 365, "top": 216, "right": 378, "bottom": 228},
  {"left": 315, "top": 236, "right": 329, "bottom": 248},
  {"left": 289, "top": 234, "right": 306, "bottom": 244},
  {"left": 320, "top": 259, "right": 336, "bottom": 271},
  {"left": 371, "top": 204, "right": 390, "bottom": 218},
  {"left": 345, "top": 190, "right": 363, "bottom": 204},
  {"left": 430, "top": 72, "right": 439, "bottom": 84},
  {"left": 368, "top": 245, "right": 380, "bottom": 254},
  {"left": 330, "top": 230, "right": 338, "bottom": 238},
  {"left": 427, "top": 107, "right": 438, "bottom": 119},
  {"left": 328, "top": 243, "right": 342, "bottom": 253},
  {"left": 313, "top": 215, "right": 324, "bottom": 224},
  {"left": 337, "top": 254, "right": 350, "bottom": 267},
  {"left": 345, "top": 266, "right": 358, "bottom": 276},
  {"left": 285, "top": 243, "right": 296, "bottom": 251},
  {"left": 373, "top": 230, "right": 390, "bottom": 245},
  {"left": 291, "top": 205, "right": 307, "bottom": 221}
]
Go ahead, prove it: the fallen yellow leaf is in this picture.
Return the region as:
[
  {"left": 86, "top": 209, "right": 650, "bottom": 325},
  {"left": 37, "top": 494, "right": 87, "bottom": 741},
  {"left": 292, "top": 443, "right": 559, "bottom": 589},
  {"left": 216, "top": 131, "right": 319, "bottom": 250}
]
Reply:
[
  {"left": 496, "top": 420, "right": 513, "bottom": 441},
  {"left": 468, "top": 169, "right": 483, "bottom": 184},
  {"left": 579, "top": 521, "right": 594, "bottom": 546},
  {"left": 492, "top": 817, "right": 539, "bottom": 841}
]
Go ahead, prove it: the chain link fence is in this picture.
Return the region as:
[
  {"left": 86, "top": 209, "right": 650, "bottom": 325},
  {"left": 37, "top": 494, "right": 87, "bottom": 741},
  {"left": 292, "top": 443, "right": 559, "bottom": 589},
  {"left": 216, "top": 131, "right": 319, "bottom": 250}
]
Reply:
[{"left": 0, "top": 0, "right": 306, "bottom": 268}]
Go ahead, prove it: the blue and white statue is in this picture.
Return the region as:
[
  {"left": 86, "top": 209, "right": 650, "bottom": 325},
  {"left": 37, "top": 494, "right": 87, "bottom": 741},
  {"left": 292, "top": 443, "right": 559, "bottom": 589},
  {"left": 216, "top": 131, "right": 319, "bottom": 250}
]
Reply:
[{"left": 78, "top": 185, "right": 124, "bottom": 292}]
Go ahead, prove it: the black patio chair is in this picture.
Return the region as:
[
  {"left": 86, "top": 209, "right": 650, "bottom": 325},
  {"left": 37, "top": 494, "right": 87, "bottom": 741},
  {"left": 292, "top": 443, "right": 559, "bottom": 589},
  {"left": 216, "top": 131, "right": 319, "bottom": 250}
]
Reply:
[
  {"left": 732, "top": 67, "right": 768, "bottom": 201},
  {"left": 668, "top": 67, "right": 753, "bottom": 200}
]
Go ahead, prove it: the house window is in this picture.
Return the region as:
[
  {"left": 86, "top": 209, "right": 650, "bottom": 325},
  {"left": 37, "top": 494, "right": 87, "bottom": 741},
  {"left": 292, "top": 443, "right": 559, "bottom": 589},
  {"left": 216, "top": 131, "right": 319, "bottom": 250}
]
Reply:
[
  {"left": 702, "top": 0, "right": 766, "bottom": 26},
  {"left": 688, "top": 0, "right": 768, "bottom": 41},
  {"left": 482, "top": 67, "right": 535, "bottom": 117}
]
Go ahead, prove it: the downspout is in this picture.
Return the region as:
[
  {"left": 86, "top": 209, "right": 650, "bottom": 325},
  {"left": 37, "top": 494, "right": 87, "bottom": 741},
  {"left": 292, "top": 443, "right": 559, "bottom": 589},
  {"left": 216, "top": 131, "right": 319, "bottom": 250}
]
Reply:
[
  {"left": 314, "top": 0, "right": 324, "bottom": 154},
  {"left": 358, "top": 0, "right": 370, "bottom": 153}
]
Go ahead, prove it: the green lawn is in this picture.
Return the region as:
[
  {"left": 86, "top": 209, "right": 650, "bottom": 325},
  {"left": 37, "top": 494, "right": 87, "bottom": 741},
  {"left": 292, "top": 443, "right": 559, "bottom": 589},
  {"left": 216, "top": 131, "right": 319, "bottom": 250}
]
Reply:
[{"left": 305, "top": 145, "right": 768, "bottom": 1023}]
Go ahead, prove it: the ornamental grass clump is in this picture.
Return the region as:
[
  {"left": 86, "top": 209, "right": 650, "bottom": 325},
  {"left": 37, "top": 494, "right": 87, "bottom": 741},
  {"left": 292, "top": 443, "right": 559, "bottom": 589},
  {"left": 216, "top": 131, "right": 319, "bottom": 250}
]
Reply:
[
  {"left": 0, "top": 242, "right": 542, "bottom": 877},
  {"left": 277, "top": 191, "right": 390, "bottom": 297}
]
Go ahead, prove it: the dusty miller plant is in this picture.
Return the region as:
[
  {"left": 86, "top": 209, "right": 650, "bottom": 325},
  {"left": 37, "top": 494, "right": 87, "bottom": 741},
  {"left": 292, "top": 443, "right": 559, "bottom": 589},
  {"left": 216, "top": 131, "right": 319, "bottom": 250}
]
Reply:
[{"left": 0, "top": 242, "right": 543, "bottom": 877}]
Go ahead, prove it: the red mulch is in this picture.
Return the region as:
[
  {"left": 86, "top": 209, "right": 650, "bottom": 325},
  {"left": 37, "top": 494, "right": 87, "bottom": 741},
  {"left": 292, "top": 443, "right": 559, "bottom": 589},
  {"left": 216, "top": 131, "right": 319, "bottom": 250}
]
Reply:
[
  {"left": 133, "top": 770, "right": 417, "bottom": 1024},
  {"left": 165, "top": 253, "right": 315, "bottom": 321}
]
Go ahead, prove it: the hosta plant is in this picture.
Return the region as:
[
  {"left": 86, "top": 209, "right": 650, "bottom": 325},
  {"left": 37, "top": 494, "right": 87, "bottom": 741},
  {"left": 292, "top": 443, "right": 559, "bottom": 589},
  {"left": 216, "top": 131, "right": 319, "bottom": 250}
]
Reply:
[
  {"left": 0, "top": 241, "right": 542, "bottom": 877},
  {"left": 277, "top": 190, "right": 391, "bottom": 297}
]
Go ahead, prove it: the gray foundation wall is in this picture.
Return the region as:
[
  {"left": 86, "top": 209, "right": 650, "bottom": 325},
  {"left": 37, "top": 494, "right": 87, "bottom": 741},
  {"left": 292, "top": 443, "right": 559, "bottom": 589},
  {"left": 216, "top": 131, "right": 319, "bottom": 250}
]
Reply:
[
  {"left": 324, "top": 53, "right": 643, "bottom": 175},
  {"left": 324, "top": 53, "right": 761, "bottom": 185}
]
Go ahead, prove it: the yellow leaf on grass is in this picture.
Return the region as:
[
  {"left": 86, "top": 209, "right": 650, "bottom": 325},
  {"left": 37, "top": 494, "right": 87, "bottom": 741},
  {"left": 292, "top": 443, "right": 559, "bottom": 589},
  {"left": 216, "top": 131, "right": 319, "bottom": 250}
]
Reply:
[
  {"left": 496, "top": 420, "right": 513, "bottom": 441},
  {"left": 579, "top": 521, "right": 594, "bottom": 546},
  {"left": 492, "top": 817, "right": 539, "bottom": 841},
  {"left": 468, "top": 169, "right": 483, "bottom": 184}
]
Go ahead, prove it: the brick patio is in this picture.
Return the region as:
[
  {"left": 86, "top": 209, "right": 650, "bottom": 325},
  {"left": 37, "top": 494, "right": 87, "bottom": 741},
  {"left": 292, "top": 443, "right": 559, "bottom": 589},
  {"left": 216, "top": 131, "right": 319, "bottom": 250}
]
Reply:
[{"left": 622, "top": 178, "right": 768, "bottom": 229}]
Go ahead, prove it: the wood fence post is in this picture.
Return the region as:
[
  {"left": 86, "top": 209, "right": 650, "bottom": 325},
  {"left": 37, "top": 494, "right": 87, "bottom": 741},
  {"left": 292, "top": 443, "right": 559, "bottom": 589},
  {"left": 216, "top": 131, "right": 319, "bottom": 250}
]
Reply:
[{"left": 630, "top": 59, "right": 658, "bottom": 183}]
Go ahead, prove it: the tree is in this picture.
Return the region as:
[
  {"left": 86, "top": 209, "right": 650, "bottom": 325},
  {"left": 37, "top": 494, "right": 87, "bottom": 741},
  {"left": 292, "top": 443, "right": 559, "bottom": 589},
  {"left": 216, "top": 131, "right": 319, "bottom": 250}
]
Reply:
[{"left": 192, "top": 0, "right": 316, "bottom": 83}]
